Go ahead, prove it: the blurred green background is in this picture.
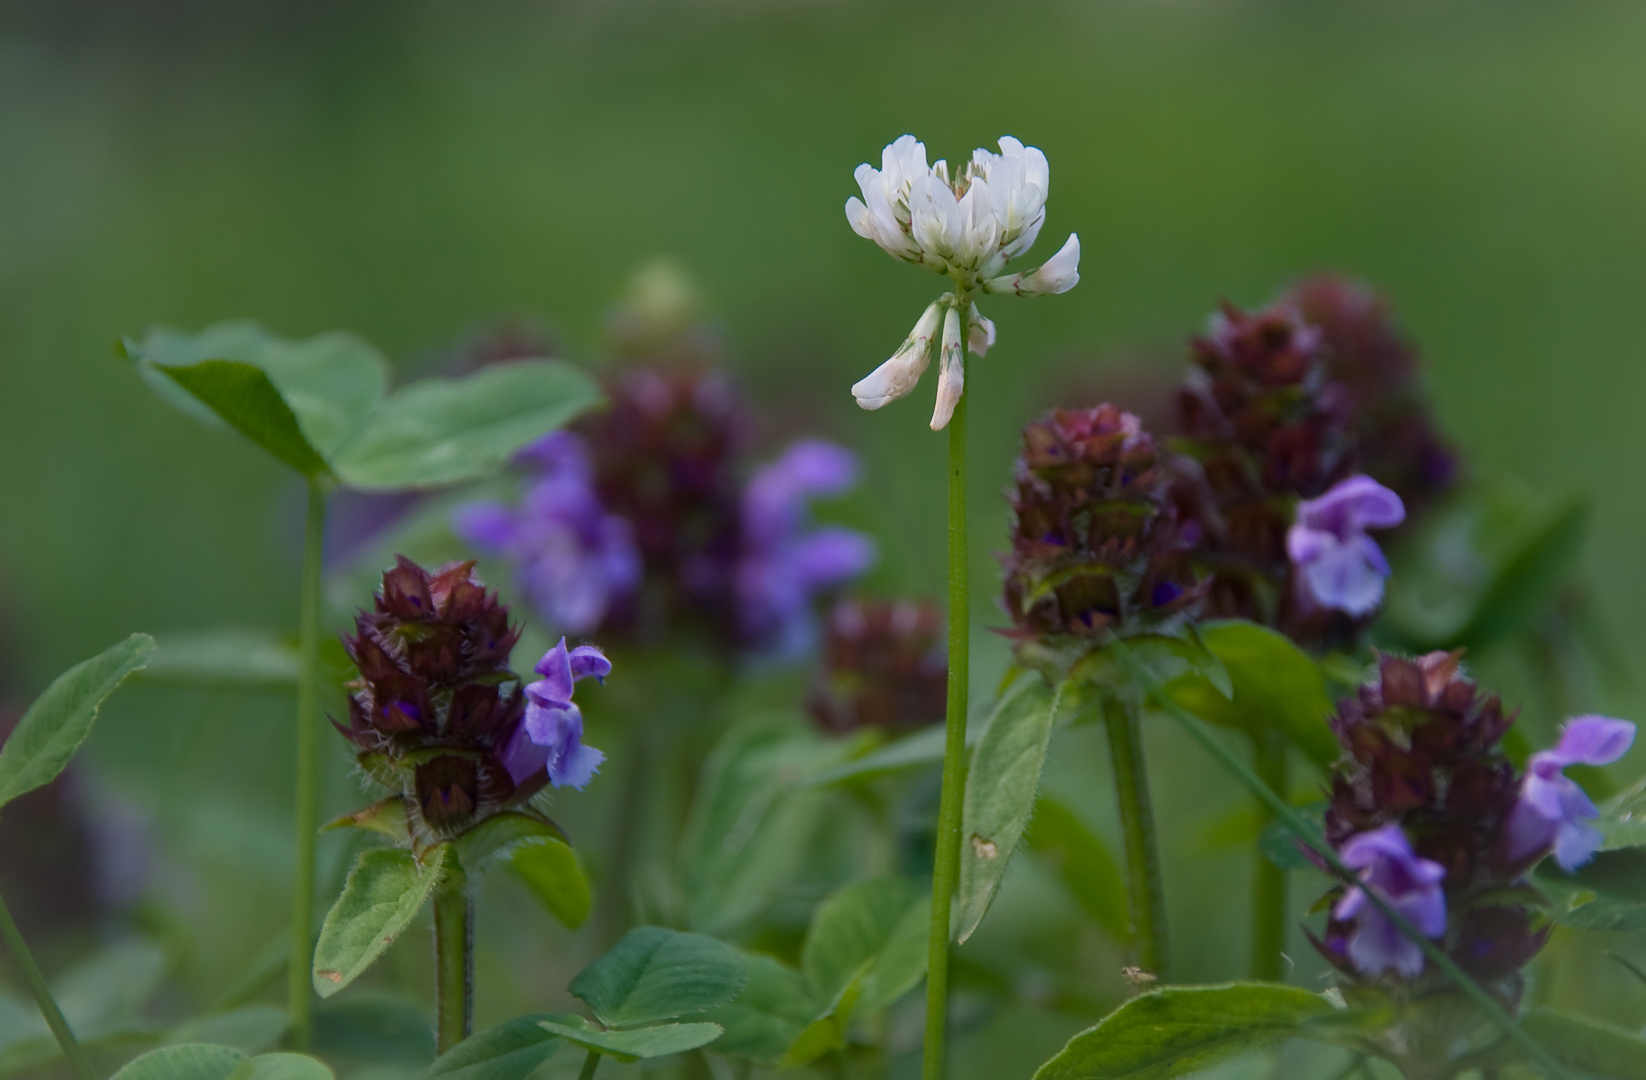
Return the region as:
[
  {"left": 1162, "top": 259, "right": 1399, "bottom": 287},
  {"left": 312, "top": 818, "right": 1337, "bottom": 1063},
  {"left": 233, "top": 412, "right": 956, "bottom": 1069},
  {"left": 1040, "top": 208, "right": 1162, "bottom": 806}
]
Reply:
[{"left": 3, "top": 0, "right": 1646, "bottom": 1072}]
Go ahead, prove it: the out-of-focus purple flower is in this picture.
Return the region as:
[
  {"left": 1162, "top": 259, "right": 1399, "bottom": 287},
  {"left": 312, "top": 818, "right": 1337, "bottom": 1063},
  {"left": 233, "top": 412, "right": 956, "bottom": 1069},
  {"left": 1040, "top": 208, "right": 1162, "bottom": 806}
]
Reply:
[
  {"left": 504, "top": 637, "right": 610, "bottom": 790},
  {"left": 1507, "top": 716, "right": 1636, "bottom": 870},
  {"left": 736, "top": 440, "right": 876, "bottom": 656},
  {"left": 1286, "top": 475, "right": 1405, "bottom": 616},
  {"left": 1333, "top": 823, "right": 1447, "bottom": 978},
  {"left": 454, "top": 432, "right": 641, "bottom": 634}
]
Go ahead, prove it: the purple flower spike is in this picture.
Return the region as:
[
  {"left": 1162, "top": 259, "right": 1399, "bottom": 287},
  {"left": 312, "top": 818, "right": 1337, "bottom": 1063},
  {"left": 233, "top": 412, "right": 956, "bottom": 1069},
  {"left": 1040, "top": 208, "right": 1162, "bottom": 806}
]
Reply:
[
  {"left": 1333, "top": 823, "right": 1447, "bottom": 978},
  {"left": 453, "top": 432, "right": 640, "bottom": 634},
  {"left": 1508, "top": 715, "right": 1636, "bottom": 869},
  {"left": 519, "top": 637, "right": 609, "bottom": 789},
  {"left": 1287, "top": 475, "right": 1406, "bottom": 616}
]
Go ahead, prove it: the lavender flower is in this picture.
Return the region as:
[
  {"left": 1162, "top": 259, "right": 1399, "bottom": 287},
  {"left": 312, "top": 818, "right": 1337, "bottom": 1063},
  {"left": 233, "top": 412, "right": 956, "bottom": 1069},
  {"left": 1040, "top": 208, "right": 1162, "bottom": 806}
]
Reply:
[
  {"left": 454, "top": 432, "right": 641, "bottom": 634},
  {"left": 504, "top": 638, "right": 611, "bottom": 790},
  {"left": 1507, "top": 715, "right": 1636, "bottom": 870},
  {"left": 1333, "top": 824, "right": 1448, "bottom": 978},
  {"left": 736, "top": 440, "right": 877, "bottom": 656},
  {"left": 1286, "top": 475, "right": 1405, "bottom": 616}
]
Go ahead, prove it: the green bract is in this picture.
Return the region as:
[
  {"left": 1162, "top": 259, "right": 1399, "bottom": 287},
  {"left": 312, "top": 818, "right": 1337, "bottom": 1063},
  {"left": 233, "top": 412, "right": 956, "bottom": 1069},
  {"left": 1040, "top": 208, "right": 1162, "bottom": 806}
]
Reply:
[{"left": 312, "top": 848, "right": 450, "bottom": 997}]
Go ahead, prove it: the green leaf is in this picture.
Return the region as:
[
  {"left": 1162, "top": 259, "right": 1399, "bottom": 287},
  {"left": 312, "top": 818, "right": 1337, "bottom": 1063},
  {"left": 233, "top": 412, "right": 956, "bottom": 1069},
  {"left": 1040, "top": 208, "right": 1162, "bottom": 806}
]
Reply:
[
  {"left": 1257, "top": 804, "right": 1328, "bottom": 873},
  {"left": 535, "top": 1017, "right": 722, "bottom": 1063},
  {"left": 1031, "top": 984, "right": 1335, "bottom": 1080},
  {"left": 110, "top": 1044, "right": 248, "bottom": 1080},
  {"left": 156, "top": 361, "right": 331, "bottom": 476},
  {"left": 1598, "top": 774, "right": 1646, "bottom": 850},
  {"left": 1536, "top": 847, "right": 1646, "bottom": 931},
  {"left": 164, "top": 1007, "right": 289, "bottom": 1055},
  {"left": 324, "top": 797, "right": 411, "bottom": 844},
  {"left": 140, "top": 629, "right": 298, "bottom": 690},
  {"left": 426, "top": 1015, "right": 563, "bottom": 1080},
  {"left": 1025, "top": 797, "right": 1130, "bottom": 941},
  {"left": 779, "top": 964, "right": 869, "bottom": 1069},
  {"left": 569, "top": 926, "right": 746, "bottom": 1029},
  {"left": 801, "top": 877, "right": 927, "bottom": 1015},
  {"left": 1466, "top": 1008, "right": 1646, "bottom": 1079},
  {"left": 508, "top": 837, "right": 591, "bottom": 930},
  {"left": 701, "top": 954, "right": 817, "bottom": 1066},
  {"left": 1161, "top": 620, "right": 1338, "bottom": 768},
  {"left": 957, "top": 679, "right": 1063, "bottom": 942},
  {"left": 807, "top": 724, "right": 949, "bottom": 787},
  {"left": 330, "top": 361, "right": 602, "bottom": 490},
  {"left": 226, "top": 1054, "right": 336, "bottom": 1080},
  {"left": 0, "top": 633, "right": 156, "bottom": 809},
  {"left": 312, "top": 847, "right": 449, "bottom": 996},
  {"left": 54, "top": 938, "right": 168, "bottom": 1042},
  {"left": 311, "top": 995, "right": 434, "bottom": 1067},
  {"left": 454, "top": 811, "right": 566, "bottom": 870}
]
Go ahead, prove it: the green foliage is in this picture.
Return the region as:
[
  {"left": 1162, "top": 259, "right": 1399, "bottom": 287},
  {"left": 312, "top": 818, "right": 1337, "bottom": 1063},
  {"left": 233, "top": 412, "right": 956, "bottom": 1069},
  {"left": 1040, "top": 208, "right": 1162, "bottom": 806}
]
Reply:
[
  {"left": 534, "top": 1017, "right": 723, "bottom": 1063},
  {"left": 121, "top": 322, "right": 600, "bottom": 490},
  {"left": 0, "top": 939, "right": 169, "bottom": 1072},
  {"left": 1536, "top": 848, "right": 1646, "bottom": 931},
  {"left": 508, "top": 838, "right": 592, "bottom": 930},
  {"left": 1386, "top": 480, "right": 1590, "bottom": 650},
  {"left": 1031, "top": 984, "right": 1335, "bottom": 1080},
  {"left": 424, "top": 1015, "right": 563, "bottom": 1080},
  {"left": 452, "top": 811, "right": 567, "bottom": 870},
  {"left": 139, "top": 629, "right": 299, "bottom": 690},
  {"left": 801, "top": 877, "right": 927, "bottom": 1015},
  {"left": 569, "top": 926, "right": 746, "bottom": 1028},
  {"left": 1257, "top": 804, "right": 1328, "bottom": 873},
  {"left": 1024, "top": 796, "right": 1130, "bottom": 941},
  {"left": 226, "top": 1054, "right": 336, "bottom": 1080},
  {"left": 701, "top": 954, "right": 817, "bottom": 1066},
  {"left": 324, "top": 797, "right": 411, "bottom": 844},
  {"left": 110, "top": 1045, "right": 335, "bottom": 1080},
  {"left": 807, "top": 724, "right": 949, "bottom": 787},
  {"left": 0, "top": 633, "right": 155, "bottom": 809},
  {"left": 1162, "top": 620, "right": 1338, "bottom": 767},
  {"left": 957, "top": 678, "right": 1064, "bottom": 942},
  {"left": 1463, "top": 1009, "right": 1646, "bottom": 1079},
  {"left": 1598, "top": 774, "right": 1646, "bottom": 850},
  {"left": 312, "top": 848, "right": 450, "bottom": 997},
  {"left": 311, "top": 996, "right": 434, "bottom": 1069},
  {"left": 164, "top": 1007, "right": 289, "bottom": 1055}
]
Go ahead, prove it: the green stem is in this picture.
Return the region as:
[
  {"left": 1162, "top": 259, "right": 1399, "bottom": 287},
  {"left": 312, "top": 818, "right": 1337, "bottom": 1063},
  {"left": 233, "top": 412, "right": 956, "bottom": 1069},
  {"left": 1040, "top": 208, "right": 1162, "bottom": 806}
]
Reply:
[
  {"left": 1250, "top": 729, "right": 1288, "bottom": 982},
  {"left": 578, "top": 1049, "right": 602, "bottom": 1080},
  {"left": 922, "top": 311, "right": 970, "bottom": 1080},
  {"left": 1102, "top": 695, "right": 1169, "bottom": 979},
  {"left": 0, "top": 888, "right": 97, "bottom": 1080},
  {"left": 433, "top": 884, "right": 474, "bottom": 1055},
  {"left": 288, "top": 479, "right": 327, "bottom": 1049},
  {"left": 1108, "top": 638, "right": 1576, "bottom": 1080}
]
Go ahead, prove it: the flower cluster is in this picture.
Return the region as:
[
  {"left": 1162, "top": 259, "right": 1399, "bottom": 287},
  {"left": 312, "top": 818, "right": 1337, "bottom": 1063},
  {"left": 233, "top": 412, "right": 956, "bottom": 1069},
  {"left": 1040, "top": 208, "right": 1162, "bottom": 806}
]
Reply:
[
  {"left": 1315, "top": 651, "right": 1634, "bottom": 995},
  {"left": 1003, "top": 404, "right": 1203, "bottom": 644},
  {"left": 334, "top": 557, "right": 607, "bottom": 841},
  {"left": 846, "top": 135, "right": 1079, "bottom": 430},
  {"left": 806, "top": 596, "right": 947, "bottom": 736}
]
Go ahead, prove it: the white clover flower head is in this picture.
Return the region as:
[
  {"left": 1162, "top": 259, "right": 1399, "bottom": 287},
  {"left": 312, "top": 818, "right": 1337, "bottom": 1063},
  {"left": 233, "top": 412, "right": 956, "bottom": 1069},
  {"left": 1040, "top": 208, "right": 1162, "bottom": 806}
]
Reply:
[{"left": 845, "top": 133, "right": 1079, "bottom": 429}]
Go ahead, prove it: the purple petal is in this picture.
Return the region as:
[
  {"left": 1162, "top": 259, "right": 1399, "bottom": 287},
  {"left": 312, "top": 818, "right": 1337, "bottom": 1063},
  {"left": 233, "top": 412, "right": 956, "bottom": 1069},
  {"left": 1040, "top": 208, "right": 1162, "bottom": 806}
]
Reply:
[
  {"left": 548, "top": 741, "right": 605, "bottom": 790},
  {"left": 1550, "top": 716, "right": 1636, "bottom": 768},
  {"left": 775, "top": 439, "right": 860, "bottom": 497},
  {"left": 452, "top": 502, "right": 519, "bottom": 553},
  {"left": 1553, "top": 819, "right": 1605, "bottom": 871},
  {"left": 501, "top": 723, "right": 551, "bottom": 785},
  {"left": 568, "top": 645, "right": 612, "bottom": 682},
  {"left": 523, "top": 696, "right": 577, "bottom": 744},
  {"left": 1506, "top": 797, "right": 1561, "bottom": 861},
  {"left": 1296, "top": 475, "right": 1406, "bottom": 537},
  {"left": 531, "top": 638, "right": 576, "bottom": 699},
  {"left": 792, "top": 528, "right": 877, "bottom": 587},
  {"left": 1299, "top": 538, "right": 1387, "bottom": 615},
  {"left": 515, "top": 430, "right": 592, "bottom": 474},
  {"left": 1285, "top": 524, "right": 1332, "bottom": 564}
]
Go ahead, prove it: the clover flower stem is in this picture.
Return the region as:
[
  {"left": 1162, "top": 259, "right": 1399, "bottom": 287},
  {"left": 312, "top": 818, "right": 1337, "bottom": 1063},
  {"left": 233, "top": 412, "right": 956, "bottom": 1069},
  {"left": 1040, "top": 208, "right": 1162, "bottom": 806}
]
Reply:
[
  {"left": 1107, "top": 637, "right": 1577, "bottom": 1080},
  {"left": 578, "top": 1049, "right": 602, "bottom": 1080},
  {"left": 288, "top": 478, "right": 328, "bottom": 1049},
  {"left": 1102, "top": 695, "right": 1169, "bottom": 979},
  {"left": 0, "top": 888, "right": 96, "bottom": 1080},
  {"left": 432, "top": 881, "right": 474, "bottom": 1054},
  {"left": 922, "top": 315, "right": 970, "bottom": 1080},
  {"left": 1250, "top": 729, "right": 1289, "bottom": 982}
]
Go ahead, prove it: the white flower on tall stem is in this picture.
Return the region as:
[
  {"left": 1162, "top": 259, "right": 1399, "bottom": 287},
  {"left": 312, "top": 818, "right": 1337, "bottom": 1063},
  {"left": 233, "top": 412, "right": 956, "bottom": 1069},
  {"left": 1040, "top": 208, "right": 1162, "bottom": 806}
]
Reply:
[{"left": 845, "top": 134, "right": 1079, "bottom": 429}]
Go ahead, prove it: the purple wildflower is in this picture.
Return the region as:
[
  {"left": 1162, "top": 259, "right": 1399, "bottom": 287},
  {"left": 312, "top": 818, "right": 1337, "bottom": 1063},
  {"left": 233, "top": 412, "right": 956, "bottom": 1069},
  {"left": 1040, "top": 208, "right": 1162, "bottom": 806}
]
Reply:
[
  {"left": 454, "top": 431, "right": 641, "bottom": 634},
  {"left": 1286, "top": 475, "right": 1405, "bottom": 616},
  {"left": 1507, "top": 715, "right": 1636, "bottom": 870},
  {"left": 1333, "top": 823, "right": 1447, "bottom": 978},
  {"left": 736, "top": 440, "right": 876, "bottom": 656},
  {"left": 504, "top": 637, "right": 610, "bottom": 791}
]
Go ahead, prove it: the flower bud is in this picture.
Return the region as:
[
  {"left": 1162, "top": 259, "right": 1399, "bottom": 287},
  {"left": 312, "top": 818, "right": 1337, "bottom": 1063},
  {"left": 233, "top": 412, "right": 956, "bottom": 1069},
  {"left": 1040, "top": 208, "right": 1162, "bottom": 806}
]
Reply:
[
  {"left": 852, "top": 301, "right": 942, "bottom": 411},
  {"left": 984, "top": 233, "right": 1080, "bottom": 297},
  {"left": 806, "top": 597, "right": 946, "bottom": 735},
  {"left": 929, "top": 304, "right": 965, "bottom": 431}
]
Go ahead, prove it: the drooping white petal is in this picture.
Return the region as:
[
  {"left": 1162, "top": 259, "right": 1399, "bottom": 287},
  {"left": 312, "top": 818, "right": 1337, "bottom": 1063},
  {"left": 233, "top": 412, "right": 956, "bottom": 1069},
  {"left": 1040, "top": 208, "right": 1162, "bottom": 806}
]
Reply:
[
  {"left": 966, "top": 303, "right": 996, "bottom": 358},
  {"left": 851, "top": 301, "right": 943, "bottom": 410},
  {"left": 930, "top": 304, "right": 965, "bottom": 431},
  {"left": 984, "top": 233, "right": 1081, "bottom": 297}
]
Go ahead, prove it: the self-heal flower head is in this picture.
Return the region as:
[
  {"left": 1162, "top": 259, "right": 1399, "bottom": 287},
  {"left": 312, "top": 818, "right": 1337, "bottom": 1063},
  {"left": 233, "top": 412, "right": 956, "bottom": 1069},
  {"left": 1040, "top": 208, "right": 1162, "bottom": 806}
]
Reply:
[
  {"left": 1333, "top": 824, "right": 1447, "bottom": 978},
  {"left": 846, "top": 134, "right": 1079, "bottom": 430},
  {"left": 1508, "top": 715, "right": 1636, "bottom": 870},
  {"left": 1287, "top": 475, "right": 1405, "bottom": 616},
  {"left": 507, "top": 637, "right": 611, "bottom": 791},
  {"left": 454, "top": 431, "right": 641, "bottom": 634}
]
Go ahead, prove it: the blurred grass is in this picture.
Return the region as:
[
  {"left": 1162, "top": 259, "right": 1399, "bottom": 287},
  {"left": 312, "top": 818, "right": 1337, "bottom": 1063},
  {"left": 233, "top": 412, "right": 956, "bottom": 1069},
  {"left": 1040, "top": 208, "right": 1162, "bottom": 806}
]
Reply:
[{"left": 3, "top": 0, "right": 1646, "bottom": 1051}]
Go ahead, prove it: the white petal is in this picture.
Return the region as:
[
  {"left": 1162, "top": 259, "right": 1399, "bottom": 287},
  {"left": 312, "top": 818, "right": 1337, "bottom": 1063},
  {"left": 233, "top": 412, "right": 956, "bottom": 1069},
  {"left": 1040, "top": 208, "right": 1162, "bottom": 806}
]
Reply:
[
  {"left": 984, "top": 233, "right": 1080, "bottom": 297},
  {"left": 852, "top": 301, "right": 942, "bottom": 410},
  {"left": 967, "top": 303, "right": 997, "bottom": 358},
  {"left": 930, "top": 305, "right": 965, "bottom": 430}
]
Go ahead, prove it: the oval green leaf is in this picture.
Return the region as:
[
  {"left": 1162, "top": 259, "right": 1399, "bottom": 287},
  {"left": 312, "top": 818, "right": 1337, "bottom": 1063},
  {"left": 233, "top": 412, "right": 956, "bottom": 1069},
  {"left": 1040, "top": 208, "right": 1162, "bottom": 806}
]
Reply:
[
  {"left": 427, "top": 1015, "right": 563, "bottom": 1080},
  {"left": 1032, "top": 984, "right": 1335, "bottom": 1080},
  {"left": 509, "top": 837, "right": 591, "bottom": 930},
  {"left": 164, "top": 1006, "right": 289, "bottom": 1055},
  {"left": 536, "top": 1016, "right": 723, "bottom": 1063},
  {"left": 110, "top": 1044, "right": 248, "bottom": 1080},
  {"left": 312, "top": 847, "right": 448, "bottom": 997},
  {"left": 140, "top": 630, "right": 299, "bottom": 691},
  {"left": 801, "top": 876, "right": 928, "bottom": 1015},
  {"left": 0, "top": 633, "right": 156, "bottom": 809},
  {"left": 569, "top": 927, "right": 746, "bottom": 1028},
  {"left": 455, "top": 811, "right": 566, "bottom": 870},
  {"left": 157, "top": 361, "right": 330, "bottom": 477},
  {"left": 226, "top": 1053, "right": 336, "bottom": 1080},
  {"left": 329, "top": 360, "right": 602, "bottom": 490},
  {"left": 702, "top": 954, "right": 817, "bottom": 1066},
  {"left": 957, "top": 679, "right": 1063, "bottom": 942}
]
